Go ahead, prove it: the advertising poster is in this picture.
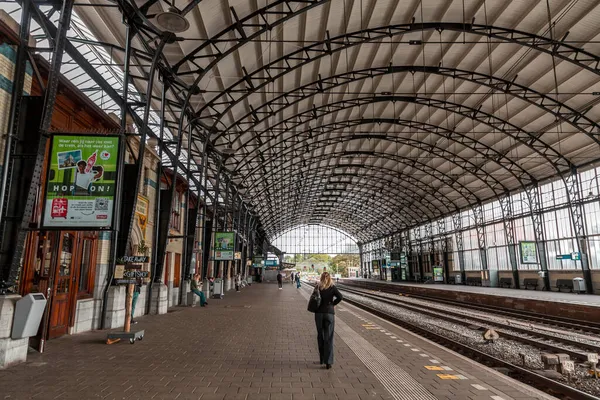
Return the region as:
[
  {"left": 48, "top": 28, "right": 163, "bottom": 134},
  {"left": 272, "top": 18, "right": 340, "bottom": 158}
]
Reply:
[
  {"left": 520, "top": 241, "right": 538, "bottom": 264},
  {"left": 433, "top": 267, "right": 444, "bottom": 282},
  {"left": 42, "top": 135, "right": 120, "bottom": 229},
  {"left": 214, "top": 232, "right": 235, "bottom": 260}
]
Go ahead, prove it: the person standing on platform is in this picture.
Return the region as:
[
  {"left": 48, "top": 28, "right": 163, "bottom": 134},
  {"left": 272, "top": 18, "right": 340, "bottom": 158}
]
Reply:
[
  {"left": 130, "top": 277, "right": 142, "bottom": 324},
  {"left": 314, "top": 271, "right": 343, "bottom": 369},
  {"left": 191, "top": 273, "right": 208, "bottom": 306},
  {"left": 295, "top": 272, "right": 301, "bottom": 289},
  {"left": 235, "top": 273, "right": 241, "bottom": 292},
  {"left": 277, "top": 271, "right": 283, "bottom": 289}
]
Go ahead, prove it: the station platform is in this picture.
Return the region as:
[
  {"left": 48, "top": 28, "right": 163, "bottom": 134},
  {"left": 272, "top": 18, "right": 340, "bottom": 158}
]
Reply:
[
  {"left": 0, "top": 282, "right": 552, "bottom": 400},
  {"left": 343, "top": 279, "right": 600, "bottom": 322}
]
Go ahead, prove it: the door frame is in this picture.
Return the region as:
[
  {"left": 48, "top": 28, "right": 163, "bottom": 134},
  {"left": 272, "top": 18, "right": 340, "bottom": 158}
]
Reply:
[{"left": 47, "top": 231, "right": 83, "bottom": 339}]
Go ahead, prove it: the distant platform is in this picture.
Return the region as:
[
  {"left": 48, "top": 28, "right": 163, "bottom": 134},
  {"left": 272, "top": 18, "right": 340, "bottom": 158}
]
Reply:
[{"left": 344, "top": 279, "right": 600, "bottom": 322}]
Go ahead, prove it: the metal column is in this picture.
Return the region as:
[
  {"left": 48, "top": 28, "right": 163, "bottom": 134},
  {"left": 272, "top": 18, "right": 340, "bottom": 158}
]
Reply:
[
  {"left": 499, "top": 193, "right": 520, "bottom": 289},
  {"left": 452, "top": 214, "right": 466, "bottom": 284},
  {"left": 525, "top": 185, "right": 551, "bottom": 291},
  {"left": 564, "top": 170, "right": 593, "bottom": 293}
]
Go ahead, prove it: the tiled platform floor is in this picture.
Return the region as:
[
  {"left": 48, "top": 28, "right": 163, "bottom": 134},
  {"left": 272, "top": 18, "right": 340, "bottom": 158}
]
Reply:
[{"left": 0, "top": 282, "right": 553, "bottom": 400}]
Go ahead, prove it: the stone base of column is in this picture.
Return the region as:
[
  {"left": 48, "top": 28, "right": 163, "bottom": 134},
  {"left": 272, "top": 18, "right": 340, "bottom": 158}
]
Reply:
[
  {"left": 150, "top": 284, "right": 168, "bottom": 315},
  {"left": 0, "top": 295, "right": 28, "bottom": 369}
]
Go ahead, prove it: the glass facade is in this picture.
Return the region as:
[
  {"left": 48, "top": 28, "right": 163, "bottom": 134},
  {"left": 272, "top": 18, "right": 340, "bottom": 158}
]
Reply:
[
  {"left": 363, "top": 165, "right": 600, "bottom": 272},
  {"left": 272, "top": 225, "right": 359, "bottom": 254}
]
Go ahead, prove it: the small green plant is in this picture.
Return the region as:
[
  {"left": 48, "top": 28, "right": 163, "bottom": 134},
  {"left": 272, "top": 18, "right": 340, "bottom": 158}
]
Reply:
[{"left": 137, "top": 239, "right": 149, "bottom": 255}]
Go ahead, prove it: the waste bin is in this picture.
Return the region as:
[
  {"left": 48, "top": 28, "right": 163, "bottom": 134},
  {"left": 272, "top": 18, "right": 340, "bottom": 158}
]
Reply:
[
  {"left": 573, "top": 277, "right": 586, "bottom": 293},
  {"left": 12, "top": 293, "right": 47, "bottom": 339},
  {"left": 455, "top": 274, "right": 462, "bottom": 284},
  {"left": 212, "top": 278, "right": 224, "bottom": 299}
]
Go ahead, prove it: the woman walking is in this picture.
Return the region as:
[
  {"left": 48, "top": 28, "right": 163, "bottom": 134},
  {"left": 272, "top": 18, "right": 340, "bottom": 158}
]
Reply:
[{"left": 314, "top": 271, "right": 343, "bottom": 369}]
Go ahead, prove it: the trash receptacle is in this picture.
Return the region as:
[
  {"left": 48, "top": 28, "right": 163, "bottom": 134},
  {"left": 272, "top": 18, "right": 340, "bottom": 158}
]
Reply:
[
  {"left": 455, "top": 274, "right": 462, "bottom": 284},
  {"left": 212, "top": 278, "right": 224, "bottom": 299},
  {"left": 573, "top": 277, "right": 586, "bottom": 293},
  {"left": 12, "top": 293, "right": 47, "bottom": 339}
]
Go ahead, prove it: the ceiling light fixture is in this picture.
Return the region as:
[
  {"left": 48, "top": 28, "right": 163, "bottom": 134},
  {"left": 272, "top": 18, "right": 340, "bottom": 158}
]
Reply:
[{"left": 155, "top": 7, "right": 190, "bottom": 33}]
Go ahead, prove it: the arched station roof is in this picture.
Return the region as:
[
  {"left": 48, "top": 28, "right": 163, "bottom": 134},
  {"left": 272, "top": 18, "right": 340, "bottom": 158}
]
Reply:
[{"left": 56, "top": 0, "right": 600, "bottom": 242}]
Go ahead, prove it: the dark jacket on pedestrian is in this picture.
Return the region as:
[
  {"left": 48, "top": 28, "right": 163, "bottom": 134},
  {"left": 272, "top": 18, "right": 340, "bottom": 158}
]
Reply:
[
  {"left": 277, "top": 273, "right": 282, "bottom": 283},
  {"left": 315, "top": 285, "right": 343, "bottom": 314}
]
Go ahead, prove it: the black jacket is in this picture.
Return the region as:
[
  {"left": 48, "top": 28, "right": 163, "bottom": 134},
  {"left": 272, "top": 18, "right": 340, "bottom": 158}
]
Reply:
[
  {"left": 277, "top": 273, "right": 282, "bottom": 282},
  {"left": 315, "top": 285, "right": 343, "bottom": 314}
]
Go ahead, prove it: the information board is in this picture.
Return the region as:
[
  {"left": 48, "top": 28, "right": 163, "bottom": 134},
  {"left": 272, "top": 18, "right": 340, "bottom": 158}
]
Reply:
[
  {"left": 42, "top": 134, "right": 120, "bottom": 229},
  {"left": 519, "top": 241, "right": 538, "bottom": 264}
]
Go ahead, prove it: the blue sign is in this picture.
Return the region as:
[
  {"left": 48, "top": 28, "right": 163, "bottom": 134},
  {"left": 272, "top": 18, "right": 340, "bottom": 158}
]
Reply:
[{"left": 265, "top": 259, "right": 278, "bottom": 266}]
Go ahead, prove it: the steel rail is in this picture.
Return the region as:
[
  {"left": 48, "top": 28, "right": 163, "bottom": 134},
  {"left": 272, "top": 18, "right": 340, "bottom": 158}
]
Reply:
[
  {"left": 342, "top": 280, "right": 600, "bottom": 333},
  {"left": 340, "top": 285, "right": 600, "bottom": 360}
]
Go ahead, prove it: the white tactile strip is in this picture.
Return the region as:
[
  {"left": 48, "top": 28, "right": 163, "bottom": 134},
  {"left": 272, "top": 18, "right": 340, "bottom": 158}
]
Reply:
[
  {"left": 335, "top": 317, "right": 438, "bottom": 400},
  {"left": 302, "top": 292, "right": 437, "bottom": 400}
]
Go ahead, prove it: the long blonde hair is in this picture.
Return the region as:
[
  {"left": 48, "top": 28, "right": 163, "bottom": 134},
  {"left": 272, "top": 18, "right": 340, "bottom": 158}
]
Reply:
[{"left": 319, "top": 271, "right": 333, "bottom": 290}]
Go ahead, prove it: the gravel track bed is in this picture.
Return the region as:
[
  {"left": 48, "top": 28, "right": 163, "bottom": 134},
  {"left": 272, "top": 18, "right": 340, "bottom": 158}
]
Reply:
[
  {"left": 345, "top": 286, "right": 600, "bottom": 347},
  {"left": 342, "top": 291, "right": 600, "bottom": 397}
]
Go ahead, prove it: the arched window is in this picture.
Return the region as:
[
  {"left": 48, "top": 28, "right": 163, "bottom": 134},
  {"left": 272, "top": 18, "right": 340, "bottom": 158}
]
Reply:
[{"left": 272, "top": 224, "right": 359, "bottom": 254}]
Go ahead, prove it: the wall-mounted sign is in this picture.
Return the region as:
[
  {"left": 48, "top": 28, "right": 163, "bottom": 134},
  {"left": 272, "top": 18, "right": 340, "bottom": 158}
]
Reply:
[
  {"left": 214, "top": 232, "right": 235, "bottom": 260},
  {"left": 117, "top": 255, "right": 150, "bottom": 264},
  {"left": 265, "top": 259, "right": 278, "bottom": 267},
  {"left": 556, "top": 252, "right": 581, "bottom": 261},
  {"left": 136, "top": 195, "right": 149, "bottom": 237},
  {"left": 519, "top": 241, "right": 538, "bottom": 264},
  {"left": 123, "top": 270, "right": 149, "bottom": 279},
  {"left": 41, "top": 134, "right": 120, "bottom": 229},
  {"left": 433, "top": 267, "right": 444, "bottom": 282}
]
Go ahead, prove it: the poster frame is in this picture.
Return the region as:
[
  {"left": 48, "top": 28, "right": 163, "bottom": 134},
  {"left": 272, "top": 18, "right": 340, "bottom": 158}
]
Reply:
[
  {"left": 213, "top": 231, "right": 235, "bottom": 260},
  {"left": 40, "top": 133, "right": 122, "bottom": 230},
  {"left": 519, "top": 241, "right": 538, "bottom": 264}
]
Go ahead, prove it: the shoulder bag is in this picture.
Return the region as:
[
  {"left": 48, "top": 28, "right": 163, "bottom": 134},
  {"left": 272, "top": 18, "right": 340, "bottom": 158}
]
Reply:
[{"left": 307, "top": 285, "right": 321, "bottom": 313}]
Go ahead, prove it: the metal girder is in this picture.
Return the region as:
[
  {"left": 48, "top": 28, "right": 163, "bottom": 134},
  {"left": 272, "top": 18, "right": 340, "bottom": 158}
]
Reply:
[
  {"left": 254, "top": 178, "right": 427, "bottom": 228},
  {"left": 172, "top": 0, "right": 328, "bottom": 73},
  {"left": 237, "top": 120, "right": 525, "bottom": 199},
  {"left": 564, "top": 169, "right": 593, "bottom": 293},
  {"left": 499, "top": 193, "right": 520, "bottom": 288},
  {"left": 437, "top": 218, "right": 447, "bottom": 252},
  {"left": 4, "top": 0, "right": 75, "bottom": 290},
  {"left": 215, "top": 66, "right": 600, "bottom": 146},
  {"left": 202, "top": 22, "right": 600, "bottom": 128},
  {"left": 472, "top": 203, "right": 488, "bottom": 271},
  {"left": 524, "top": 184, "right": 551, "bottom": 291},
  {"left": 236, "top": 118, "right": 535, "bottom": 186},
  {"left": 243, "top": 150, "right": 477, "bottom": 215},
  {"left": 452, "top": 213, "right": 466, "bottom": 284},
  {"left": 229, "top": 95, "right": 570, "bottom": 175}
]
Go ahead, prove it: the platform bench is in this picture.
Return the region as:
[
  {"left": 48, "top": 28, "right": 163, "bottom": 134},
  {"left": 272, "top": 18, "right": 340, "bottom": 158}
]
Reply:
[
  {"left": 466, "top": 277, "right": 482, "bottom": 286},
  {"left": 448, "top": 276, "right": 456, "bottom": 284},
  {"left": 556, "top": 279, "right": 574, "bottom": 292},
  {"left": 499, "top": 277, "right": 512, "bottom": 288},
  {"left": 523, "top": 278, "right": 539, "bottom": 290}
]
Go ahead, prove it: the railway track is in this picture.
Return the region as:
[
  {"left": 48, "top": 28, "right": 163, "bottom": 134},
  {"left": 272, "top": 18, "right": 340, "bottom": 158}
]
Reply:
[
  {"left": 339, "top": 285, "right": 600, "bottom": 361},
  {"left": 341, "top": 280, "right": 600, "bottom": 335},
  {"left": 304, "top": 282, "right": 599, "bottom": 400}
]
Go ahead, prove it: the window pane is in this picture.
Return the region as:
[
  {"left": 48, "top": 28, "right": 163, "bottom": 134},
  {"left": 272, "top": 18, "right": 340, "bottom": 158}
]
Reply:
[{"left": 79, "top": 239, "right": 92, "bottom": 293}]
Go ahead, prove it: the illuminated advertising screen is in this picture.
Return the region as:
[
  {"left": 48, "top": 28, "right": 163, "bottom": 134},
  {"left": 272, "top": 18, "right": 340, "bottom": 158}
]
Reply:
[{"left": 41, "top": 134, "right": 120, "bottom": 229}]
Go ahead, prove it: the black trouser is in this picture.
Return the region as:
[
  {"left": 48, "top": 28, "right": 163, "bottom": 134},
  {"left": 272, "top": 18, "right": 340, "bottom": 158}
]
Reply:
[
  {"left": 315, "top": 312, "right": 335, "bottom": 365},
  {"left": 278, "top": 281, "right": 282, "bottom": 288}
]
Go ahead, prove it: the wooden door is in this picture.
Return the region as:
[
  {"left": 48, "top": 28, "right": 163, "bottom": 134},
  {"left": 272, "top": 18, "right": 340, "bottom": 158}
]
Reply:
[
  {"left": 48, "top": 232, "right": 80, "bottom": 339},
  {"left": 174, "top": 253, "right": 181, "bottom": 288}
]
